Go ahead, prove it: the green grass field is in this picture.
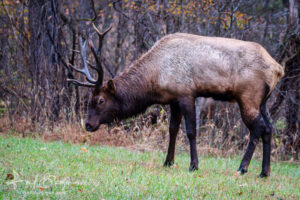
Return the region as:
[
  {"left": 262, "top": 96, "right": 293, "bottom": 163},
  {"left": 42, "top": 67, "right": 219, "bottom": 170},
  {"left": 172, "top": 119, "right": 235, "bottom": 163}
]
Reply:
[{"left": 0, "top": 136, "right": 299, "bottom": 199}]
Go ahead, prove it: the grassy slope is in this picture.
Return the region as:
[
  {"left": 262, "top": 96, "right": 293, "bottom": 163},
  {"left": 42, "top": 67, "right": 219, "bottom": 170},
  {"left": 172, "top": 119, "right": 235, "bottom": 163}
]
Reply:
[{"left": 0, "top": 136, "right": 299, "bottom": 199}]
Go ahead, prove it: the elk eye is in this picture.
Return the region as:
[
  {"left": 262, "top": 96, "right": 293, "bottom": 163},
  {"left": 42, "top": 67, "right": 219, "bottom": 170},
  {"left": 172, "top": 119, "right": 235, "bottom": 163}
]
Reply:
[{"left": 99, "top": 98, "right": 105, "bottom": 104}]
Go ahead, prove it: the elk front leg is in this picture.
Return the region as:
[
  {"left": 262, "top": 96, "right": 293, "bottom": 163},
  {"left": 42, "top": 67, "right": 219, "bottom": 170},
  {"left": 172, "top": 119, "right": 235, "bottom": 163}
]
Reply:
[
  {"left": 179, "top": 97, "right": 198, "bottom": 171},
  {"left": 164, "top": 103, "right": 182, "bottom": 167}
]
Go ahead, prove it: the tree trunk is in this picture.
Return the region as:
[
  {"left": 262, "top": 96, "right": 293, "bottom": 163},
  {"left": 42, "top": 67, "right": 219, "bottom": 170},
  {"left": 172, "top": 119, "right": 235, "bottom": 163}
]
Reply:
[{"left": 282, "top": 0, "right": 300, "bottom": 159}]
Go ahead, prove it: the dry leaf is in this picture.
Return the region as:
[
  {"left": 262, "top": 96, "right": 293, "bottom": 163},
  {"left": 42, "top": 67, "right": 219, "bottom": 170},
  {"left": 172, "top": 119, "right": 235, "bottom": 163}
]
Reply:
[
  {"left": 40, "top": 187, "right": 45, "bottom": 191},
  {"left": 5, "top": 174, "right": 14, "bottom": 180},
  {"left": 80, "top": 147, "right": 88, "bottom": 152}
]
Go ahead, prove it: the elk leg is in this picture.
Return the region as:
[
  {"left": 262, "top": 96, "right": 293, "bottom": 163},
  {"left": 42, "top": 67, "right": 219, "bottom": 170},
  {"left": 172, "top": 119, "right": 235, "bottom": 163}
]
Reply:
[
  {"left": 179, "top": 97, "right": 198, "bottom": 171},
  {"left": 238, "top": 114, "right": 266, "bottom": 174},
  {"left": 260, "top": 102, "right": 272, "bottom": 177},
  {"left": 238, "top": 102, "right": 267, "bottom": 175},
  {"left": 164, "top": 103, "right": 182, "bottom": 167}
]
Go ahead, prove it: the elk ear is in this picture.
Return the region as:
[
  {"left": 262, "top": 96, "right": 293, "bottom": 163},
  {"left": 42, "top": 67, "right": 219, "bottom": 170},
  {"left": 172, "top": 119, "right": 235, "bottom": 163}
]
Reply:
[{"left": 107, "top": 79, "right": 116, "bottom": 95}]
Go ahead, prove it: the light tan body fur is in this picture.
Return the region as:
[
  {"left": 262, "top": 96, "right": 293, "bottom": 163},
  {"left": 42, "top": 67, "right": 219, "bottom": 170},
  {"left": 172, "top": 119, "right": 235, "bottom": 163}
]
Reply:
[{"left": 117, "top": 33, "right": 284, "bottom": 121}]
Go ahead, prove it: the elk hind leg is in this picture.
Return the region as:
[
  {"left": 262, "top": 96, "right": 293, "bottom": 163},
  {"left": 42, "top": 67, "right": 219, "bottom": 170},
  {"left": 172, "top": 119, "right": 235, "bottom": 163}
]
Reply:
[
  {"left": 260, "top": 100, "right": 272, "bottom": 177},
  {"left": 238, "top": 99, "right": 267, "bottom": 175}
]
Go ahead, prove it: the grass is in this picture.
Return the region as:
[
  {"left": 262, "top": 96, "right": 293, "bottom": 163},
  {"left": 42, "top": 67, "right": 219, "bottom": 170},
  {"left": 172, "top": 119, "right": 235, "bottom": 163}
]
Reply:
[{"left": 0, "top": 136, "right": 299, "bottom": 199}]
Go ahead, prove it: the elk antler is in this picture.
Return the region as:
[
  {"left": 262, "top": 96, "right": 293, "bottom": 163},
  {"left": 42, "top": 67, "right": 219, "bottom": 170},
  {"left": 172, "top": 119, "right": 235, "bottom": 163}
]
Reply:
[
  {"left": 92, "top": 23, "right": 112, "bottom": 56},
  {"left": 88, "top": 23, "right": 113, "bottom": 86},
  {"left": 67, "top": 24, "right": 112, "bottom": 88},
  {"left": 67, "top": 37, "right": 97, "bottom": 87}
]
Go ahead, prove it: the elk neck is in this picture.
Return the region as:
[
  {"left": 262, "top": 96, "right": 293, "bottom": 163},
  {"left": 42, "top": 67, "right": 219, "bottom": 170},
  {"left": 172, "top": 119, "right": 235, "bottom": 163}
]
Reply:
[{"left": 113, "top": 62, "right": 156, "bottom": 119}]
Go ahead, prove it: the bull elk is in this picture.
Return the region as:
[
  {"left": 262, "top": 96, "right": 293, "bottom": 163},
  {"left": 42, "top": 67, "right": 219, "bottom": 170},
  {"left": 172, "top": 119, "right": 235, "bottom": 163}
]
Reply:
[{"left": 68, "top": 25, "right": 284, "bottom": 177}]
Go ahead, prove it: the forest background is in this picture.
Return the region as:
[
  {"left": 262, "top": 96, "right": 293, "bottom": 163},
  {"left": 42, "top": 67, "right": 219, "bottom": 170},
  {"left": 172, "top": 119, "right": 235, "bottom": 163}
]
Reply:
[{"left": 0, "top": 0, "right": 299, "bottom": 161}]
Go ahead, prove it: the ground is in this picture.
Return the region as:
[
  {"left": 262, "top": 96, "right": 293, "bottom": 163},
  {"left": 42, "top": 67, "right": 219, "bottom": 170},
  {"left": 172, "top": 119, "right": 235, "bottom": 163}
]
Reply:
[{"left": 0, "top": 136, "right": 299, "bottom": 199}]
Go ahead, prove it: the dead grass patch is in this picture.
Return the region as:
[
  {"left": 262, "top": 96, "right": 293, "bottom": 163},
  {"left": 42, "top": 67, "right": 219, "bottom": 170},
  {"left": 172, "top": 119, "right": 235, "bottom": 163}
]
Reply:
[{"left": 0, "top": 114, "right": 295, "bottom": 162}]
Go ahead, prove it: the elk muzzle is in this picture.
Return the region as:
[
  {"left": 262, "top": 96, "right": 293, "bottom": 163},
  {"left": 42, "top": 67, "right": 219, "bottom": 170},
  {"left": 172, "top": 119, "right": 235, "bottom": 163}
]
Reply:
[{"left": 85, "top": 118, "right": 100, "bottom": 132}]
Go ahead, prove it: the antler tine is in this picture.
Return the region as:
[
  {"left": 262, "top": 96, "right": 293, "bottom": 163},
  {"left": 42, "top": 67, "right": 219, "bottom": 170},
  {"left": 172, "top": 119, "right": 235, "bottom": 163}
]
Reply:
[
  {"left": 67, "top": 61, "right": 97, "bottom": 87},
  {"left": 92, "top": 23, "right": 112, "bottom": 38},
  {"left": 89, "top": 40, "right": 104, "bottom": 86},
  {"left": 89, "top": 23, "right": 112, "bottom": 87},
  {"left": 66, "top": 78, "right": 96, "bottom": 88},
  {"left": 67, "top": 25, "right": 111, "bottom": 88},
  {"left": 67, "top": 36, "right": 99, "bottom": 87},
  {"left": 79, "top": 37, "right": 97, "bottom": 84},
  {"left": 92, "top": 23, "right": 112, "bottom": 54}
]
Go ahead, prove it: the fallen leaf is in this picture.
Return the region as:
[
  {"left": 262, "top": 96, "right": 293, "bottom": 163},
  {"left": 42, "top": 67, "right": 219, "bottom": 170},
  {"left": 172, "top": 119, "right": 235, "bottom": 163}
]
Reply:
[
  {"left": 5, "top": 174, "right": 14, "bottom": 180},
  {"left": 80, "top": 147, "right": 88, "bottom": 152},
  {"left": 40, "top": 187, "right": 45, "bottom": 191}
]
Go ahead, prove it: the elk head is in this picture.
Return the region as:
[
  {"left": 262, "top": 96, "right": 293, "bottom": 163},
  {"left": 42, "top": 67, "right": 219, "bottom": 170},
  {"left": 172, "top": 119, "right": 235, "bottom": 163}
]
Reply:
[{"left": 68, "top": 24, "right": 118, "bottom": 132}]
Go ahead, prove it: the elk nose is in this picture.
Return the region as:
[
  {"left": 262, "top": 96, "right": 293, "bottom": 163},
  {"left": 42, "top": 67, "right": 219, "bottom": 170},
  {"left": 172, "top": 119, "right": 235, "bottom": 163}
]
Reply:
[{"left": 85, "top": 123, "right": 93, "bottom": 131}]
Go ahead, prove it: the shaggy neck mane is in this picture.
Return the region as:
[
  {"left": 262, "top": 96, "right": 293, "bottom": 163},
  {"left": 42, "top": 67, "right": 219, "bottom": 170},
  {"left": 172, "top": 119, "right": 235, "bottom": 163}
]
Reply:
[{"left": 114, "top": 62, "right": 155, "bottom": 119}]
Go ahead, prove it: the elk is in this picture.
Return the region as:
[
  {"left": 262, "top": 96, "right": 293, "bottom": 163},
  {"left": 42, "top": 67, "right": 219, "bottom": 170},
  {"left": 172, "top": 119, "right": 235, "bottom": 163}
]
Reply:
[{"left": 68, "top": 25, "right": 284, "bottom": 177}]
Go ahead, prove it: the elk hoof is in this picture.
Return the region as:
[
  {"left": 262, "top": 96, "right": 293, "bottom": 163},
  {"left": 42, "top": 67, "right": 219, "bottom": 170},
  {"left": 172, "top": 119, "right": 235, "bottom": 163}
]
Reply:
[
  {"left": 237, "top": 168, "right": 248, "bottom": 175},
  {"left": 259, "top": 172, "right": 269, "bottom": 178},
  {"left": 163, "top": 160, "right": 174, "bottom": 167},
  {"left": 189, "top": 163, "right": 198, "bottom": 171}
]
